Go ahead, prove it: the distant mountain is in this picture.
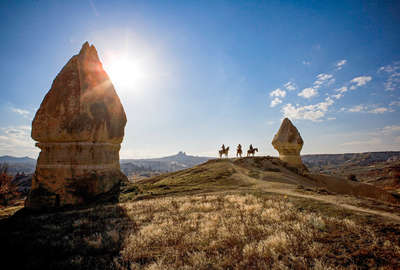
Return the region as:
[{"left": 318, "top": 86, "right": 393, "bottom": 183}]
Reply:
[
  {"left": 0, "top": 156, "right": 36, "bottom": 164},
  {"left": 121, "top": 152, "right": 212, "bottom": 174},
  {"left": 0, "top": 156, "right": 36, "bottom": 175},
  {"left": 0, "top": 152, "right": 212, "bottom": 176}
]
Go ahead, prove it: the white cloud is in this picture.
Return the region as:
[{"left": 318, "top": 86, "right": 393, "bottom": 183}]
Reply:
[
  {"left": 336, "top": 86, "right": 348, "bottom": 93},
  {"left": 302, "top": 60, "right": 310, "bottom": 66},
  {"left": 389, "top": 101, "right": 400, "bottom": 107},
  {"left": 11, "top": 107, "right": 30, "bottom": 118},
  {"left": 0, "top": 126, "right": 38, "bottom": 157},
  {"left": 298, "top": 87, "right": 318, "bottom": 99},
  {"left": 384, "top": 73, "right": 400, "bottom": 91},
  {"left": 349, "top": 76, "right": 372, "bottom": 90},
  {"left": 347, "top": 104, "right": 389, "bottom": 114},
  {"left": 341, "top": 138, "right": 381, "bottom": 146},
  {"left": 332, "top": 93, "right": 343, "bottom": 99},
  {"left": 284, "top": 81, "right": 297, "bottom": 91},
  {"left": 327, "top": 117, "right": 336, "bottom": 120},
  {"left": 313, "top": 73, "right": 334, "bottom": 88},
  {"left": 382, "top": 125, "right": 400, "bottom": 135},
  {"left": 369, "top": 107, "right": 388, "bottom": 114},
  {"left": 348, "top": 105, "right": 366, "bottom": 112},
  {"left": 270, "top": 88, "right": 286, "bottom": 98},
  {"left": 378, "top": 62, "right": 400, "bottom": 91},
  {"left": 336, "top": 59, "right": 347, "bottom": 70},
  {"left": 282, "top": 97, "right": 334, "bottom": 122},
  {"left": 378, "top": 62, "right": 399, "bottom": 73},
  {"left": 338, "top": 124, "right": 400, "bottom": 152},
  {"left": 270, "top": 97, "right": 282, "bottom": 108}
]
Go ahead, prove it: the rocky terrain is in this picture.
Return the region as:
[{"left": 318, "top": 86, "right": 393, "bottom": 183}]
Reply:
[
  {"left": 303, "top": 152, "right": 400, "bottom": 195},
  {"left": 303, "top": 151, "right": 400, "bottom": 169}
]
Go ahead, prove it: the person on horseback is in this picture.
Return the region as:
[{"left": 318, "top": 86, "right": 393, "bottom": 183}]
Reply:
[
  {"left": 249, "top": 144, "right": 253, "bottom": 151},
  {"left": 221, "top": 144, "right": 226, "bottom": 152},
  {"left": 237, "top": 144, "right": 242, "bottom": 158}
]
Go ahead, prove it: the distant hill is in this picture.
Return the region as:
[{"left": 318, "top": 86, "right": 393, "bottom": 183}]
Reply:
[
  {"left": 0, "top": 156, "right": 36, "bottom": 164},
  {"left": 2, "top": 151, "right": 399, "bottom": 177},
  {"left": 121, "top": 151, "right": 212, "bottom": 174},
  {"left": 0, "top": 156, "right": 36, "bottom": 175},
  {"left": 302, "top": 151, "right": 400, "bottom": 193},
  {"left": 302, "top": 151, "right": 400, "bottom": 168},
  {"left": 0, "top": 152, "right": 212, "bottom": 176}
]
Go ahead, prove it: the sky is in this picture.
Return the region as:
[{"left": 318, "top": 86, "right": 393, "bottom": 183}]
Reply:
[{"left": 0, "top": 0, "right": 399, "bottom": 159}]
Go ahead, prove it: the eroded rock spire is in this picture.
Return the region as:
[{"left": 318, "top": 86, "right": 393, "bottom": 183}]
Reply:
[
  {"left": 271, "top": 118, "right": 305, "bottom": 168},
  {"left": 26, "top": 42, "right": 127, "bottom": 209}
]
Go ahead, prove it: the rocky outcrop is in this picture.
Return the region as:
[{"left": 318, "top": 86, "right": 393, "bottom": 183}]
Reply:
[
  {"left": 25, "top": 42, "right": 127, "bottom": 210},
  {"left": 272, "top": 118, "right": 305, "bottom": 169}
]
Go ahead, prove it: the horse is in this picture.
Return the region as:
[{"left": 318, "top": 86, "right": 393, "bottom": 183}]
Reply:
[
  {"left": 236, "top": 146, "right": 243, "bottom": 158},
  {"left": 219, "top": 146, "right": 229, "bottom": 158},
  {"left": 247, "top": 147, "right": 258, "bottom": 157}
]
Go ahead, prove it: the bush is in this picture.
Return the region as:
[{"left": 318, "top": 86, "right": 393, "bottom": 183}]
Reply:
[
  {"left": 0, "top": 163, "right": 20, "bottom": 206},
  {"left": 347, "top": 174, "right": 358, "bottom": 182}
]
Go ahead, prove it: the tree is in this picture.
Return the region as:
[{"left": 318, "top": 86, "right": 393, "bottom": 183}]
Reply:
[{"left": 0, "top": 163, "right": 20, "bottom": 206}]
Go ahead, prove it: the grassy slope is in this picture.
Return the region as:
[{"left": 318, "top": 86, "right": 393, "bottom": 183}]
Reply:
[
  {"left": 1, "top": 157, "right": 400, "bottom": 269},
  {"left": 122, "top": 157, "right": 399, "bottom": 205}
]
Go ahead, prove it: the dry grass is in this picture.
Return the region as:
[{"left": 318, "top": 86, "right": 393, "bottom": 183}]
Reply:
[
  {"left": 1, "top": 192, "right": 400, "bottom": 269},
  {"left": 115, "top": 194, "right": 400, "bottom": 269}
]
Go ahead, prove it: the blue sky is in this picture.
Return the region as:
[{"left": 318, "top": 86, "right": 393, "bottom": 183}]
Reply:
[{"left": 0, "top": 0, "right": 399, "bottom": 158}]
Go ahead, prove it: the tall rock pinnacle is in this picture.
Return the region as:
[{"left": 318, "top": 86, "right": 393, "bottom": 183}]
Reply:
[
  {"left": 271, "top": 118, "right": 305, "bottom": 168},
  {"left": 26, "top": 42, "right": 127, "bottom": 209}
]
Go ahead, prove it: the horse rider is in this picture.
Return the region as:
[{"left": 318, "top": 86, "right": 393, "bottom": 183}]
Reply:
[
  {"left": 249, "top": 144, "right": 254, "bottom": 151},
  {"left": 221, "top": 144, "right": 226, "bottom": 152},
  {"left": 237, "top": 144, "right": 242, "bottom": 157}
]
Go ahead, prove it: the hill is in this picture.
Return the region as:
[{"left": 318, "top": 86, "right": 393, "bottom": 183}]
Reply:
[
  {"left": 1, "top": 156, "right": 400, "bottom": 269},
  {"left": 121, "top": 151, "right": 211, "bottom": 173},
  {"left": 0, "top": 156, "right": 36, "bottom": 175},
  {"left": 0, "top": 156, "right": 36, "bottom": 164},
  {"left": 2, "top": 156, "right": 400, "bottom": 269},
  {"left": 124, "top": 156, "right": 399, "bottom": 205},
  {"left": 0, "top": 152, "right": 212, "bottom": 176},
  {"left": 302, "top": 151, "right": 400, "bottom": 168},
  {"left": 303, "top": 151, "right": 400, "bottom": 194}
]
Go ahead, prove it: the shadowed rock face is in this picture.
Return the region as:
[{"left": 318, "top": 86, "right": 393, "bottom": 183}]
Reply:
[
  {"left": 272, "top": 118, "right": 304, "bottom": 168},
  {"left": 26, "top": 42, "right": 127, "bottom": 210}
]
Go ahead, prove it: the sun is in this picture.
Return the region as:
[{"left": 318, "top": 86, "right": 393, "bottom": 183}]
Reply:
[{"left": 104, "top": 54, "right": 149, "bottom": 90}]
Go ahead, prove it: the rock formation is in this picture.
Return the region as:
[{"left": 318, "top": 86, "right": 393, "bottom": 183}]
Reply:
[
  {"left": 272, "top": 118, "right": 305, "bottom": 168},
  {"left": 25, "top": 42, "right": 127, "bottom": 209}
]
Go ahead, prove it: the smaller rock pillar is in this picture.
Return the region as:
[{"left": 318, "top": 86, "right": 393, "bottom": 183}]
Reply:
[{"left": 271, "top": 118, "right": 304, "bottom": 167}]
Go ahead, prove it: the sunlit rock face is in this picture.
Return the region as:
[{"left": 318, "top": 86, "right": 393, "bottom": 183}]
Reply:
[
  {"left": 272, "top": 118, "right": 304, "bottom": 168},
  {"left": 25, "top": 42, "right": 127, "bottom": 209}
]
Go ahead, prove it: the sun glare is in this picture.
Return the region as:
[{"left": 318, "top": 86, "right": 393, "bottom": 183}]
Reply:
[{"left": 104, "top": 54, "right": 149, "bottom": 91}]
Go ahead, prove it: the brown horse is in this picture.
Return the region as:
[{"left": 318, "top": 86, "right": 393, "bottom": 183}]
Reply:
[
  {"left": 219, "top": 146, "right": 229, "bottom": 158},
  {"left": 247, "top": 147, "right": 258, "bottom": 157}
]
